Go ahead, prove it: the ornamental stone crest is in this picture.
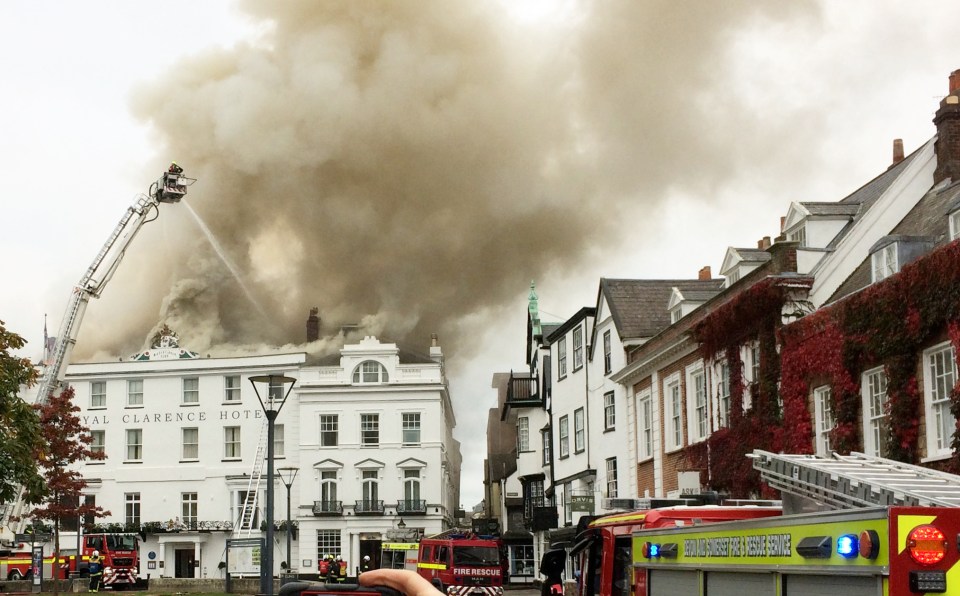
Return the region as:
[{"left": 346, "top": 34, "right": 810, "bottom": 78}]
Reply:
[
  {"left": 129, "top": 324, "right": 199, "bottom": 361},
  {"left": 151, "top": 324, "right": 180, "bottom": 349}
]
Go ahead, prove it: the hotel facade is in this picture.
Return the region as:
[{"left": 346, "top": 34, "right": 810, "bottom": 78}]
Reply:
[{"left": 65, "top": 331, "right": 461, "bottom": 579}]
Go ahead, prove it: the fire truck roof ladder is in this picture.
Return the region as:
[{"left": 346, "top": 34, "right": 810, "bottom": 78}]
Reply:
[{"left": 751, "top": 450, "right": 960, "bottom": 510}]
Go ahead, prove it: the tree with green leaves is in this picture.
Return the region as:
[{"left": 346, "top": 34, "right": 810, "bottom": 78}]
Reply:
[
  {"left": 0, "top": 320, "right": 44, "bottom": 505},
  {"left": 28, "top": 385, "right": 108, "bottom": 595}
]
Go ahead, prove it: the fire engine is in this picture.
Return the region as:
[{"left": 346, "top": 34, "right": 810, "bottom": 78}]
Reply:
[
  {"left": 417, "top": 530, "right": 506, "bottom": 596},
  {"left": 381, "top": 542, "right": 419, "bottom": 571},
  {"left": 565, "top": 450, "right": 960, "bottom": 596},
  {"left": 0, "top": 532, "right": 140, "bottom": 588}
]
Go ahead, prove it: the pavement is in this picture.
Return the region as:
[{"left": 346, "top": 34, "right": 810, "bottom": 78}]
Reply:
[{"left": 505, "top": 586, "right": 539, "bottom": 596}]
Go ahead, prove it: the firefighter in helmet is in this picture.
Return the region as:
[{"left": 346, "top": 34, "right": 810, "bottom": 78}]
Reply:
[
  {"left": 88, "top": 550, "right": 103, "bottom": 592},
  {"left": 336, "top": 554, "right": 347, "bottom": 583},
  {"left": 325, "top": 553, "right": 338, "bottom": 583},
  {"left": 360, "top": 555, "right": 372, "bottom": 574}
]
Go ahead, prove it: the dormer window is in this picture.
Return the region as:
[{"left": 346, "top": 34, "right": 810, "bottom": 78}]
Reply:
[
  {"left": 871, "top": 243, "right": 898, "bottom": 282},
  {"left": 787, "top": 225, "right": 807, "bottom": 247},
  {"left": 667, "top": 285, "right": 719, "bottom": 323},
  {"left": 720, "top": 247, "right": 770, "bottom": 289},
  {"left": 950, "top": 210, "right": 960, "bottom": 241},
  {"left": 726, "top": 269, "right": 740, "bottom": 287},
  {"left": 352, "top": 361, "right": 389, "bottom": 384}
]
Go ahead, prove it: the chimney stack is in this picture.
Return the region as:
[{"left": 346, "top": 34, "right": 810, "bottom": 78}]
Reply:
[
  {"left": 780, "top": 216, "right": 786, "bottom": 232},
  {"left": 934, "top": 69, "right": 960, "bottom": 185},
  {"left": 430, "top": 333, "right": 443, "bottom": 362},
  {"left": 892, "top": 138, "right": 904, "bottom": 166},
  {"left": 698, "top": 266, "right": 711, "bottom": 280},
  {"left": 306, "top": 307, "right": 320, "bottom": 342}
]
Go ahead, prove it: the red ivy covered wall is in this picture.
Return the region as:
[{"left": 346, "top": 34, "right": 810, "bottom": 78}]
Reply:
[
  {"left": 689, "top": 277, "right": 803, "bottom": 496},
  {"left": 688, "top": 240, "right": 960, "bottom": 495},
  {"left": 781, "top": 240, "right": 960, "bottom": 469}
]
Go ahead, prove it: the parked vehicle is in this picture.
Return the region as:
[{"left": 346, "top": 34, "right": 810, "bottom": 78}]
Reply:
[
  {"left": 567, "top": 450, "right": 960, "bottom": 596},
  {"left": 417, "top": 530, "right": 506, "bottom": 596},
  {"left": 0, "top": 532, "right": 140, "bottom": 588}
]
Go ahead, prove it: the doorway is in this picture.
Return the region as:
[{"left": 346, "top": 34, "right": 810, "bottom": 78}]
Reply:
[
  {"left": 359, "top": 539, "right": 382, "bottom": 570},
  {"left": 174, "top": 548, "right": 196, "bottom": 578}
]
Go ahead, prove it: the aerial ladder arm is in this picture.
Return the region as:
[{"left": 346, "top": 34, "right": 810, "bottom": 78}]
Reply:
[
  {"left": 35, "top": 170, "right": 195, "bottom": 403},
  {"left": 0, "top": 168, "right": 196, "bottom": 540}
]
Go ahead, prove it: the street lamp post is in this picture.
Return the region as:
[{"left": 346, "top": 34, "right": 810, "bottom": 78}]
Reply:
[
  {"left": 250, "top": 374, "right": 297, "bottom": 596},
  {"left": 277, "top": 466, "right": 299, "bottom": 582}
]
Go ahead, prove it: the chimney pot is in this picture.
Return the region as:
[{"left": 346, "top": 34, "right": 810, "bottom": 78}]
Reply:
[
  {"left": 431, "top": 333, "right": 439, "bottom": 347},
  {"left": 892, "top": 138, "right": 904, "bottom": 165},
  {"left": 950, "top": 69, "right": 960, "bottom": 95},
  {"left": 780, "top": 216, "right": 786, "bottom": 232},
  {"left": 698, "top": 266, "right": 711, "bottom": 280},
  {"left": 762, "top": 236, "right": 772, "bottom": 250}
]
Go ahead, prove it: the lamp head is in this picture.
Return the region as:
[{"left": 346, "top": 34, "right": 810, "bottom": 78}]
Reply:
[{"left": 249, "top": 374, "right": 297, "bottom": 414}]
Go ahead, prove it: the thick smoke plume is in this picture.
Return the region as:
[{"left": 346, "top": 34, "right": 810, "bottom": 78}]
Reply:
[{"left": 76, "top": 0, "right": 817, "bottom": 360}]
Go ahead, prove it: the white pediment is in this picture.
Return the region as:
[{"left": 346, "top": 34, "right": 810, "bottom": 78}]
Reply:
[
  {"left": 313, "top": 458, "right": 343, "bottom": 469},
  {"left": 783, "top": 202, "right": 810, "bottom": 233},
  {"left": 666, "top": 287, "right": 685, "bottom": 311},
  {"left": 397, "top": 457, "right": 428, "bottom": 469},
  {"left": 355, "top": 458, "right": 385, "bottom": 469},
  {"left": 720, "top": 247, "right": 743, "bottom": 276}
]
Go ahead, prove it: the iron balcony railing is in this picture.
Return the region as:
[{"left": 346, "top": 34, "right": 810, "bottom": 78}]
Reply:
[
  {"left": 354, "top": 500, "right": 385, "bottom": 514},
  {"left": 312, "top": 500, "right": 344, "bottom": 516},
  {"left": 396, "top": 499, "right": 427, "bottom": 514}
]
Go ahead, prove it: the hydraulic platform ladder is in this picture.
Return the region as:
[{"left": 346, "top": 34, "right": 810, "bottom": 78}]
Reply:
[{"left": 751, "top": 450, "right": 960, "bottom": 509}]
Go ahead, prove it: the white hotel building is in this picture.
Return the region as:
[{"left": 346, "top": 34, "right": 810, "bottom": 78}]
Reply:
[{"left": 65, "top": 331, "right": 461, "bottom": 579}]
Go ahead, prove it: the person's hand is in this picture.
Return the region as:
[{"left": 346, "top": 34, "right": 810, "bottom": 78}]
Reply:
[{"left": 359, "top": 569, "right": 442, "bottom": 595}]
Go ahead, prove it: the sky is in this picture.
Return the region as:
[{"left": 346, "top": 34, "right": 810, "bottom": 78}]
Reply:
[{"left": 3, "top": 1, "right": 960, "bottom": 510}]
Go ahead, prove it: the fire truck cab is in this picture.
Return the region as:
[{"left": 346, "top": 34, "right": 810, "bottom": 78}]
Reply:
[
  {"left": 417, "top": 531, "right": 506, "bottom": 596},
  {"left": 0, "top": 533, "right": 139, "bottom": 586}
]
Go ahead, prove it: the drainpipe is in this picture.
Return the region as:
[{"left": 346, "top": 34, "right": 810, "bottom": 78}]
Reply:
[{"left": 584, "top": 334, "right": 591, "bottom": 473}]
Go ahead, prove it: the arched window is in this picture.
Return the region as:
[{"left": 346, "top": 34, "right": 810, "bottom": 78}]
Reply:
[
  {"left": 352, "top": 361, "right": 389, "bottom": 384},
  {"left": 404, "top": 469, "right": 421, "bottom": 502},
  {"left": 321, "top": 471, "right": 338, "bottom": 503},
  {"left": 362, "top": 470, "right": 379, "bottom": 503}
]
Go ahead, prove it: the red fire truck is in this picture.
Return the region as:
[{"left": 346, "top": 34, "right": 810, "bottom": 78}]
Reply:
[
  {"left": 0, "top": 532, "right": 139, "bottom": 588},
  {"left": 565, "top": 450, "right": 960, "bottom": 596},
  {"left": 417, "top": 531, "right": 506, "bottom": 596}
]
